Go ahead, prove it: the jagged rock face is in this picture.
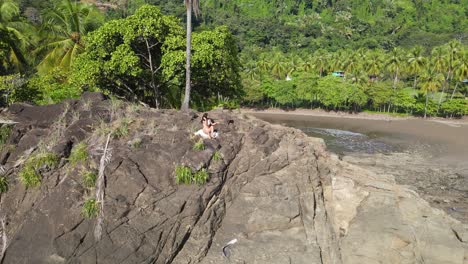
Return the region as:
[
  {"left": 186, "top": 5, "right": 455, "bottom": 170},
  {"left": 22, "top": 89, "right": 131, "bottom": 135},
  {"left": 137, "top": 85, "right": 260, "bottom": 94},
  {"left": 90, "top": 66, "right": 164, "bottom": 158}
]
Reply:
[{"left": 0, "top": 93, "right": 467, "bottom": 264}]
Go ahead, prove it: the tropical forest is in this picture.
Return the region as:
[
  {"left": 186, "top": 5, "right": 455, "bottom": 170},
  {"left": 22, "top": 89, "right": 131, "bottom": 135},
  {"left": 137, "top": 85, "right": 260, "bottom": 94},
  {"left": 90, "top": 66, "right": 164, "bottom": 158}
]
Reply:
[{"left": 1, "top": 0, "right": 467, "bottom": 117}]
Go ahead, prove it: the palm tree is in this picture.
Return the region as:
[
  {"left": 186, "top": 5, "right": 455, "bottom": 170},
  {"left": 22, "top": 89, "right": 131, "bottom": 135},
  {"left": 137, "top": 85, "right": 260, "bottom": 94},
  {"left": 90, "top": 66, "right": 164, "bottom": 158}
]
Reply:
[
  {"left": 420, "top": 69, "right": 444, "bottom": 118},
  {"left": 431, "top": 47, "right": 448, "bottom": 108},
  {"left": 311, "top": 51, "right": 329, "bottom": 77},
  {"left": 386, "top": 47, "right": 403, "bottom": 90},
  {"left": 407, "top": 46, "right": 426, "bottom": 89},
  {"left": 451, "top": 51, "right": 467, "bottom": 100},
  {"left": 286, "top": 55, "right": 302, "bottom": 79},
  {"left": 0, "top": 0, "right": 33, "bottom": 73},
  {"left": 365, "top": 50, "right": 383, "bottom": 81},
  {"left": 181, "top": 0, "right": 200, "bottom": 111},
  {"left": 270, "top": 53, "right": 287, "bottom": 80},
  {"left": 36, "top": 0, "right": 103, "bottom": 74},
  {"left": 301, "top": 55, "right": 313, "bottom": 73},
  {"left": 444, "top": 40, "right": 462, "bottom": 94},
  {"left": 342, "top": 50, "right": 361, "bottom": 76}
]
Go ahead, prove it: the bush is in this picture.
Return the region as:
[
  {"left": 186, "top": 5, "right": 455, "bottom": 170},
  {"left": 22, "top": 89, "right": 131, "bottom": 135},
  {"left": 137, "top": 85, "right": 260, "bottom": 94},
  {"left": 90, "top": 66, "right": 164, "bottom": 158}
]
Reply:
[
  {"left": 82, "top": 170, "right": 97, "bottom": 188},
  {"left": 193, "top": 168, "right": 209, "bottom": 185},
  {"left": 19, "top": 152, "right": 59, "bottom": 188},
  {"left": 441, "top": 99, "right": 467, "bottom": 117},
  {"left": 26, "top": 68, "right": 82, "bottom": 105},
  {"left": 82, "top": 198, "right": 99, "bottom": 218},
  {"left": 175, "top": 165, "right": 193, "bottom": 184},
  {"left": 69, "top": 142, "right": 89, "bottom": 166},
  {"left": 0, "top": 176, "right": 8, "bottom": 193},
  {"left": 193, "top": 139, "right": 205, "bottom": 151}
]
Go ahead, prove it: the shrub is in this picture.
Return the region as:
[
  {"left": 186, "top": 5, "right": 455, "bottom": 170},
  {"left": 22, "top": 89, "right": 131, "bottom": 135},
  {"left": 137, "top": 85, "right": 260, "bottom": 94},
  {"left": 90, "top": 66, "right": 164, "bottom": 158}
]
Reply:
[
  {"left": 69, "top": 142, "right": 89, "bottom": 166},
  {"left": 19, "top": 152, "right": 59, "bottom": 188},
  {"left": 82, "top": 198, "right": 99, "bottom": 218},
  {"left": 441, "top": 99, "right": 467, "bottom": 117},
  {"left": 212, "top": 150, "right": 222, "bottom": 161},
  {"left": 175, "top": 165, "right": 193, "bottom": 184},
  {"left": 193, "top": 168, "right": 209, "bottom": 185},
  {"left": 82, "top": 170, "right": 97, "bottom": 188},
  {"left": 193, "top": 139, "right": 205, "bottom": 151},
  {"left": 0, "top": 176, "right": 8, "bottom": 193}
]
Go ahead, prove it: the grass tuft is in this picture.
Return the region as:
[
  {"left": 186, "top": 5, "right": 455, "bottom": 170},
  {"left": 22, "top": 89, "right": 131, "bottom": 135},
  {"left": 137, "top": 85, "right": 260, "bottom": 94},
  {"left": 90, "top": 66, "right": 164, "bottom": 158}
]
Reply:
[
  {"left": 175, "top": 165, "right": 193, "bottom": 184},
  {"left": 193, "top": 139, "right": 205, "bottom": 151},
  {"left": 82, "top": 198, "right": 99, "bottom": 218},
  {"left": 130, "top": 138, "right": 142, "bottom": 148},
  {"left": 0, "top": 125, "right": 12, "bottom": 146},
  {"left": 0, "top": 176, "right": 8, "bottom": 193},
  {"left": 19, "top": 151, "right": 59, "bottom": 188},
  {"left": 19, "top": 165, "right": 41, "bottom": 188},
  {"left": 82, "top": 170, "right": 97, "bottom": 188},
  {"left": 193, "top": 168, "right": 209, "bottom": 185},
  {"left": 112, "top": 118, "right": 130, "bottom": 139},
  {"left": 69, "top": 142, "right": 88, "bottom": 166},
  {"left": 212, "top": 150, "right": 222, "bottom": 161}
]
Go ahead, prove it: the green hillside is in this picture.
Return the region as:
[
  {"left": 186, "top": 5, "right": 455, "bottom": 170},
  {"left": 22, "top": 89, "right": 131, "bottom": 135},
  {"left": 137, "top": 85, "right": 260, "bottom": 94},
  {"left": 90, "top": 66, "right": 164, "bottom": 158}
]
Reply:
[{"left": 1, "top": 0, "right": 467, "bottom": 117}]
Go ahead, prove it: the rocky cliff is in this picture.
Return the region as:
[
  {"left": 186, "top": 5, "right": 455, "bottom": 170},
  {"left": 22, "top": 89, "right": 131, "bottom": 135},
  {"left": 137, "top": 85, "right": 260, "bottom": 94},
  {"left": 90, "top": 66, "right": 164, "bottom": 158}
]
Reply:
[{"left": 0, "top": 93, "right": 466, "bottom": 264}]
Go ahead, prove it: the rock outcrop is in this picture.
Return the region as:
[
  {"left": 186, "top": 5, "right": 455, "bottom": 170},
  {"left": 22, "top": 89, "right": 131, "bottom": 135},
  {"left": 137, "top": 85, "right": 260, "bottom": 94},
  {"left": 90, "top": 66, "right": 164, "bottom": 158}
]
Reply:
[{"left": 0, "top": 93, "right": 466, "bottom": 264}]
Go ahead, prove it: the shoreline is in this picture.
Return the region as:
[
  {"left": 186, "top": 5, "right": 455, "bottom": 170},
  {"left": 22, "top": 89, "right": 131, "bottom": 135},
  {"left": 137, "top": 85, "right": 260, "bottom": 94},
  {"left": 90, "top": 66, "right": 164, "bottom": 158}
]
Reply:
[{"left": 241, "top": 108, "right": 468, "bottom": 126}]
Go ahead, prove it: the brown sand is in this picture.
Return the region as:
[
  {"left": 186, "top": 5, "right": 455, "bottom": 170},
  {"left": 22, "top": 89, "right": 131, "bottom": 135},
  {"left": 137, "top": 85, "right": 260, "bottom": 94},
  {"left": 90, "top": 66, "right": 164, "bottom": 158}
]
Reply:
[{"left": 245, "top": 109, "right": 468, "bottom": 163}]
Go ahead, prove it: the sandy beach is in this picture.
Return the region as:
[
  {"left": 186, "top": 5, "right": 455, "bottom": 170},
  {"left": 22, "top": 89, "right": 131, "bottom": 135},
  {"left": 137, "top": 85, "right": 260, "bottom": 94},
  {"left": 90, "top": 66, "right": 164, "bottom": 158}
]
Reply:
[
  {"left": 246, "top": 108, "right": 468, "bottom": 222},
  {"left": 244, "top": 108, "right": 468, "bottom": 161}
]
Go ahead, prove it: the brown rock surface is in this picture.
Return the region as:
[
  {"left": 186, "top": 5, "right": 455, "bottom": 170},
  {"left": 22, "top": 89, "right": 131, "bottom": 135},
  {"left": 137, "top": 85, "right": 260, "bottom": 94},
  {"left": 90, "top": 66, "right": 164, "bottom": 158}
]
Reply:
[{"left": 0, "top": 93, "right": 466, "bottom": 263}]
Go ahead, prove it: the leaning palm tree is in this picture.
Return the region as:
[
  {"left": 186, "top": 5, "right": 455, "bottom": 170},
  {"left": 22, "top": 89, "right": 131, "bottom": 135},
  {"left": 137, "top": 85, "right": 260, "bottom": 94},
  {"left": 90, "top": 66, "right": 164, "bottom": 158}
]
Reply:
[
  {"left": 0, "top": 0, "right": 34, "bottom": 73},
  {"left": 36, "top": 0, "right": 103, "bottom": 74},
  {"left": 420, "top": 69, "right": 444, "bottom": 118},
  {"left": 181, "top": 0, "right": 200, "bottom": 111}
]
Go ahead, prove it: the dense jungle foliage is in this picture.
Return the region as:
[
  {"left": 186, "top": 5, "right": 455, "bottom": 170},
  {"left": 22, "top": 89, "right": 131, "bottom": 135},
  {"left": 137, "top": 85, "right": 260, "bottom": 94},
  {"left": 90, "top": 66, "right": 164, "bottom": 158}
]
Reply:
[{"left": 0, "top": 0, "right": 467, "bottom": 117}]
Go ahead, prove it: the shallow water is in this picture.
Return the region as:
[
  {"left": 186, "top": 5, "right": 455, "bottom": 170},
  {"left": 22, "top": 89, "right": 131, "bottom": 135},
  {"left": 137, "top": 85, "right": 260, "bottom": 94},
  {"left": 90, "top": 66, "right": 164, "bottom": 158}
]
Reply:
[
  {"left": 251, "top": 112, "right": 468, "bottom": 163},
  {"left": 299, "top": 127, "right": 396, "bottom": 154}
]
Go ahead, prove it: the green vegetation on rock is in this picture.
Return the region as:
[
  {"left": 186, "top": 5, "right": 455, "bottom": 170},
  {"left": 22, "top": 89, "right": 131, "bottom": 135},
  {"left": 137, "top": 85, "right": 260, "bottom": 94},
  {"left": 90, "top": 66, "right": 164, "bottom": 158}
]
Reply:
[
  {"left": 19, "top": 152, "right": 59, "bottom": 188},
  {"left": 0, "top": 176, "right": 8, "bottom": 193},
  {"left": 82, "top": 170, "right": 97, "bottom": 189},
  {"left": 81, "top": 198, "right": 99, "bottom": 218},
  {"left": 175, "top": 165, "right": 193, "bottom": 185},
  {"left": 193, "top": 168, "right": 209, "bottom": 185},
  {"left": 193, "top": 139, "right": 205, "bottom": 151},
  {"left": 69, "top": 142, "right": 89, "bottom": 166},
  {"left": 212, "top": 150, "right": 222, "bottom": 161}
]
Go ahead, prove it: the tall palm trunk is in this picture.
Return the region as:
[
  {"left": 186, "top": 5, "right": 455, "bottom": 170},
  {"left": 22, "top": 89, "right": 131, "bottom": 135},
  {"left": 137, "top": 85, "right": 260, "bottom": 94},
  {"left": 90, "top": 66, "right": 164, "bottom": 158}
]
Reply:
[
  {"left": 181, "top": 3, "right": 192, "bottom": 111},
  {"left": 450, "top": 81, "right": 459, "bottom": 100},
  {"left": 424, "top": 92, "right": 428, "bottom": 118}
]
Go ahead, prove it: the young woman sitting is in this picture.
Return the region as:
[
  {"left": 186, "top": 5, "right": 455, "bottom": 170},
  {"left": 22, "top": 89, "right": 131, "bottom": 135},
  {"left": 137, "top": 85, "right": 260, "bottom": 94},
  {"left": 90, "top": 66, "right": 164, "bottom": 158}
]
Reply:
[{"left": 194, "top": 113, "right": 218, "bottom": 139}]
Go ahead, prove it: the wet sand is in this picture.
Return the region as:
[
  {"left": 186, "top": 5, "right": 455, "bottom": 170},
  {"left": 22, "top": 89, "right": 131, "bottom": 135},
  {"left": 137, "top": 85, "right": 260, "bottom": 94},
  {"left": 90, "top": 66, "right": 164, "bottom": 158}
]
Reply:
[
  {"left": 247, "top": 110, "right": 468, "bottom": 222},
  {"left": 246, "top": 110, "right": 468, "bottom": 164}
]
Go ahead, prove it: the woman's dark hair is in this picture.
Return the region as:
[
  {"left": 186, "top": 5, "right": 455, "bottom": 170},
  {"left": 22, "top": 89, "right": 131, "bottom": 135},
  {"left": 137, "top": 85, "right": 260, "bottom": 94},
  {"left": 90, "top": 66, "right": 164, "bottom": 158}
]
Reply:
[
  {"left": 201, "top": 113, "right": 208, "bottom": 123},
  {"left": 207, "top": 118, "right": 216, "bottom": 127}
]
